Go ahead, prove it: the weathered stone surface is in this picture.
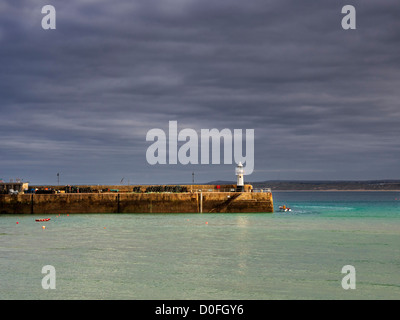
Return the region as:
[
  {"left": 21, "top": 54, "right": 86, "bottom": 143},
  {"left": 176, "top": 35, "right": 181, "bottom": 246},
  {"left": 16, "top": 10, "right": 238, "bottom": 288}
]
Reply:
[{"left": 0, "top": 190, "right": 273, "bottom": 214}]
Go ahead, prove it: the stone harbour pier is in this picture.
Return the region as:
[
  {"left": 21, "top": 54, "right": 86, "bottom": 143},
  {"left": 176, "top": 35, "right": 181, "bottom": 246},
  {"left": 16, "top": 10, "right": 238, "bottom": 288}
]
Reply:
[{"left": 0, "top": 184, "right": 273, "bottom": 214}]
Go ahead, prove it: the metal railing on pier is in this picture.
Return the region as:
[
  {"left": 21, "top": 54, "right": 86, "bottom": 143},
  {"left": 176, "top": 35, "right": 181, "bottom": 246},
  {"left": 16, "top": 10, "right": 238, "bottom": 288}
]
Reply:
[
  {"left": 252, "top": 188, "right": 272, "bottom": 193},
  {"left": 189, "top": 188, "right": 272, "bottom": 193}
]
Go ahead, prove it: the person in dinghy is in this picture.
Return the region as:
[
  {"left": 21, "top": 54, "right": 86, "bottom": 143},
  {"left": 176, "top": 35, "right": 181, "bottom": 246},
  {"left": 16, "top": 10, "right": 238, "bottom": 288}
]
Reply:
[{"left": 279, "top": 205, "right": 292, "bottom": 212}]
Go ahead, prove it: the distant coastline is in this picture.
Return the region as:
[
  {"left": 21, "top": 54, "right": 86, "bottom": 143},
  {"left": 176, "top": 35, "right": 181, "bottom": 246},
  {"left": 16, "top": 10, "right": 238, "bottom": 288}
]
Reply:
[{"left": 208, "top": 180, "right": 400, "bottom": 191}]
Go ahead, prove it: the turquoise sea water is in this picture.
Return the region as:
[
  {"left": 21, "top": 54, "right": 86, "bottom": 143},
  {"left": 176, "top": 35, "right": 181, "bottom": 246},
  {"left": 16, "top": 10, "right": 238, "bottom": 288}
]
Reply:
[{"left": 1, "top": 191, "right": 399, "bottom": 300}]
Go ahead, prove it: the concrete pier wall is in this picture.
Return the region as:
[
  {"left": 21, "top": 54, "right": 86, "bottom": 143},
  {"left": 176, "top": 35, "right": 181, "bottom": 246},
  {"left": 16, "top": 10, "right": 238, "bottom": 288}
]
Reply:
[{"left": 0, "top": 192, "right": 273, "bottom": 214}]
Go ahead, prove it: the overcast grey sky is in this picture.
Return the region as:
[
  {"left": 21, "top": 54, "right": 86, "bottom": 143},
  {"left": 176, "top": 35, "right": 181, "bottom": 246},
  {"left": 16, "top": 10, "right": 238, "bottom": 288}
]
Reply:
[{"left": 1, "top": 0, "right": 400, "bottom": 185}]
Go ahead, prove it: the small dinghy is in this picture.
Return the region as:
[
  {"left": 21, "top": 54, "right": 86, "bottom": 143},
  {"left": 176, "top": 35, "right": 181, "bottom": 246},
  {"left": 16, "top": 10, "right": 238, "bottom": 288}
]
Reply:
[
  {"left": 279, "top": 205, "right": 292, "bottom": 212},
  {"left": 35, "top": 218, "right": 51, "bottom": 222}
]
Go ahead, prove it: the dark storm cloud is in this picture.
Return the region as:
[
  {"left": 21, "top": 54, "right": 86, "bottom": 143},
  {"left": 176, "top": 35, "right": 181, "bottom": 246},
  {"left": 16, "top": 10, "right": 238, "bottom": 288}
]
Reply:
[{"left": 1, "top": 0, "right": 399, "bottom": 184}]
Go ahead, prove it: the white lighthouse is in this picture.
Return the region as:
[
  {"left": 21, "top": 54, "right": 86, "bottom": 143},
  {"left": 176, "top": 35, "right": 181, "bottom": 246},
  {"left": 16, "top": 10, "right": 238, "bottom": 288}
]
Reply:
[{"left": 236, "top": 162, "right": 244, "bottom": 192}]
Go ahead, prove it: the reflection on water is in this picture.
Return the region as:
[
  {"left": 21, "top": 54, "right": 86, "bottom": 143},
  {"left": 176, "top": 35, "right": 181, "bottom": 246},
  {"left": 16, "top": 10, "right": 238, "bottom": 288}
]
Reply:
[{"left": 236, "top": 215, "right": 249, "bottom": 275}]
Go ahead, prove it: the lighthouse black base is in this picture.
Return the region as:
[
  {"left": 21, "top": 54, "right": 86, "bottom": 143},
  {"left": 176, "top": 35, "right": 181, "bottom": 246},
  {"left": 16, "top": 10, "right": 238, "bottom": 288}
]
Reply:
[{"left": 236, "top": 185, "right": 244, "bottom": 192}]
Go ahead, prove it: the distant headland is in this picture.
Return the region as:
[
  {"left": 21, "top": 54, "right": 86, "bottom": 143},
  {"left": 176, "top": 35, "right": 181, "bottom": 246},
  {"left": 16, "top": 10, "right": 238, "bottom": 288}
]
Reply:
[{"left": 208, "top": 180, "right": 400, "bottom": 191}]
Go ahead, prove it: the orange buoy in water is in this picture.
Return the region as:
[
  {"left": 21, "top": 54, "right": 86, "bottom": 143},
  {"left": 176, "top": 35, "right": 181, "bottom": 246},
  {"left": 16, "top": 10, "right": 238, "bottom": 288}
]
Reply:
[
  {"left": 42, "top": 226, "right": 46, "bottom": 230},
  {"left": 16, "top": 222, "right": 19, "bottom": 224},
  {"left": 205, "top": 221, "right": 208, "bottom": 225}
]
